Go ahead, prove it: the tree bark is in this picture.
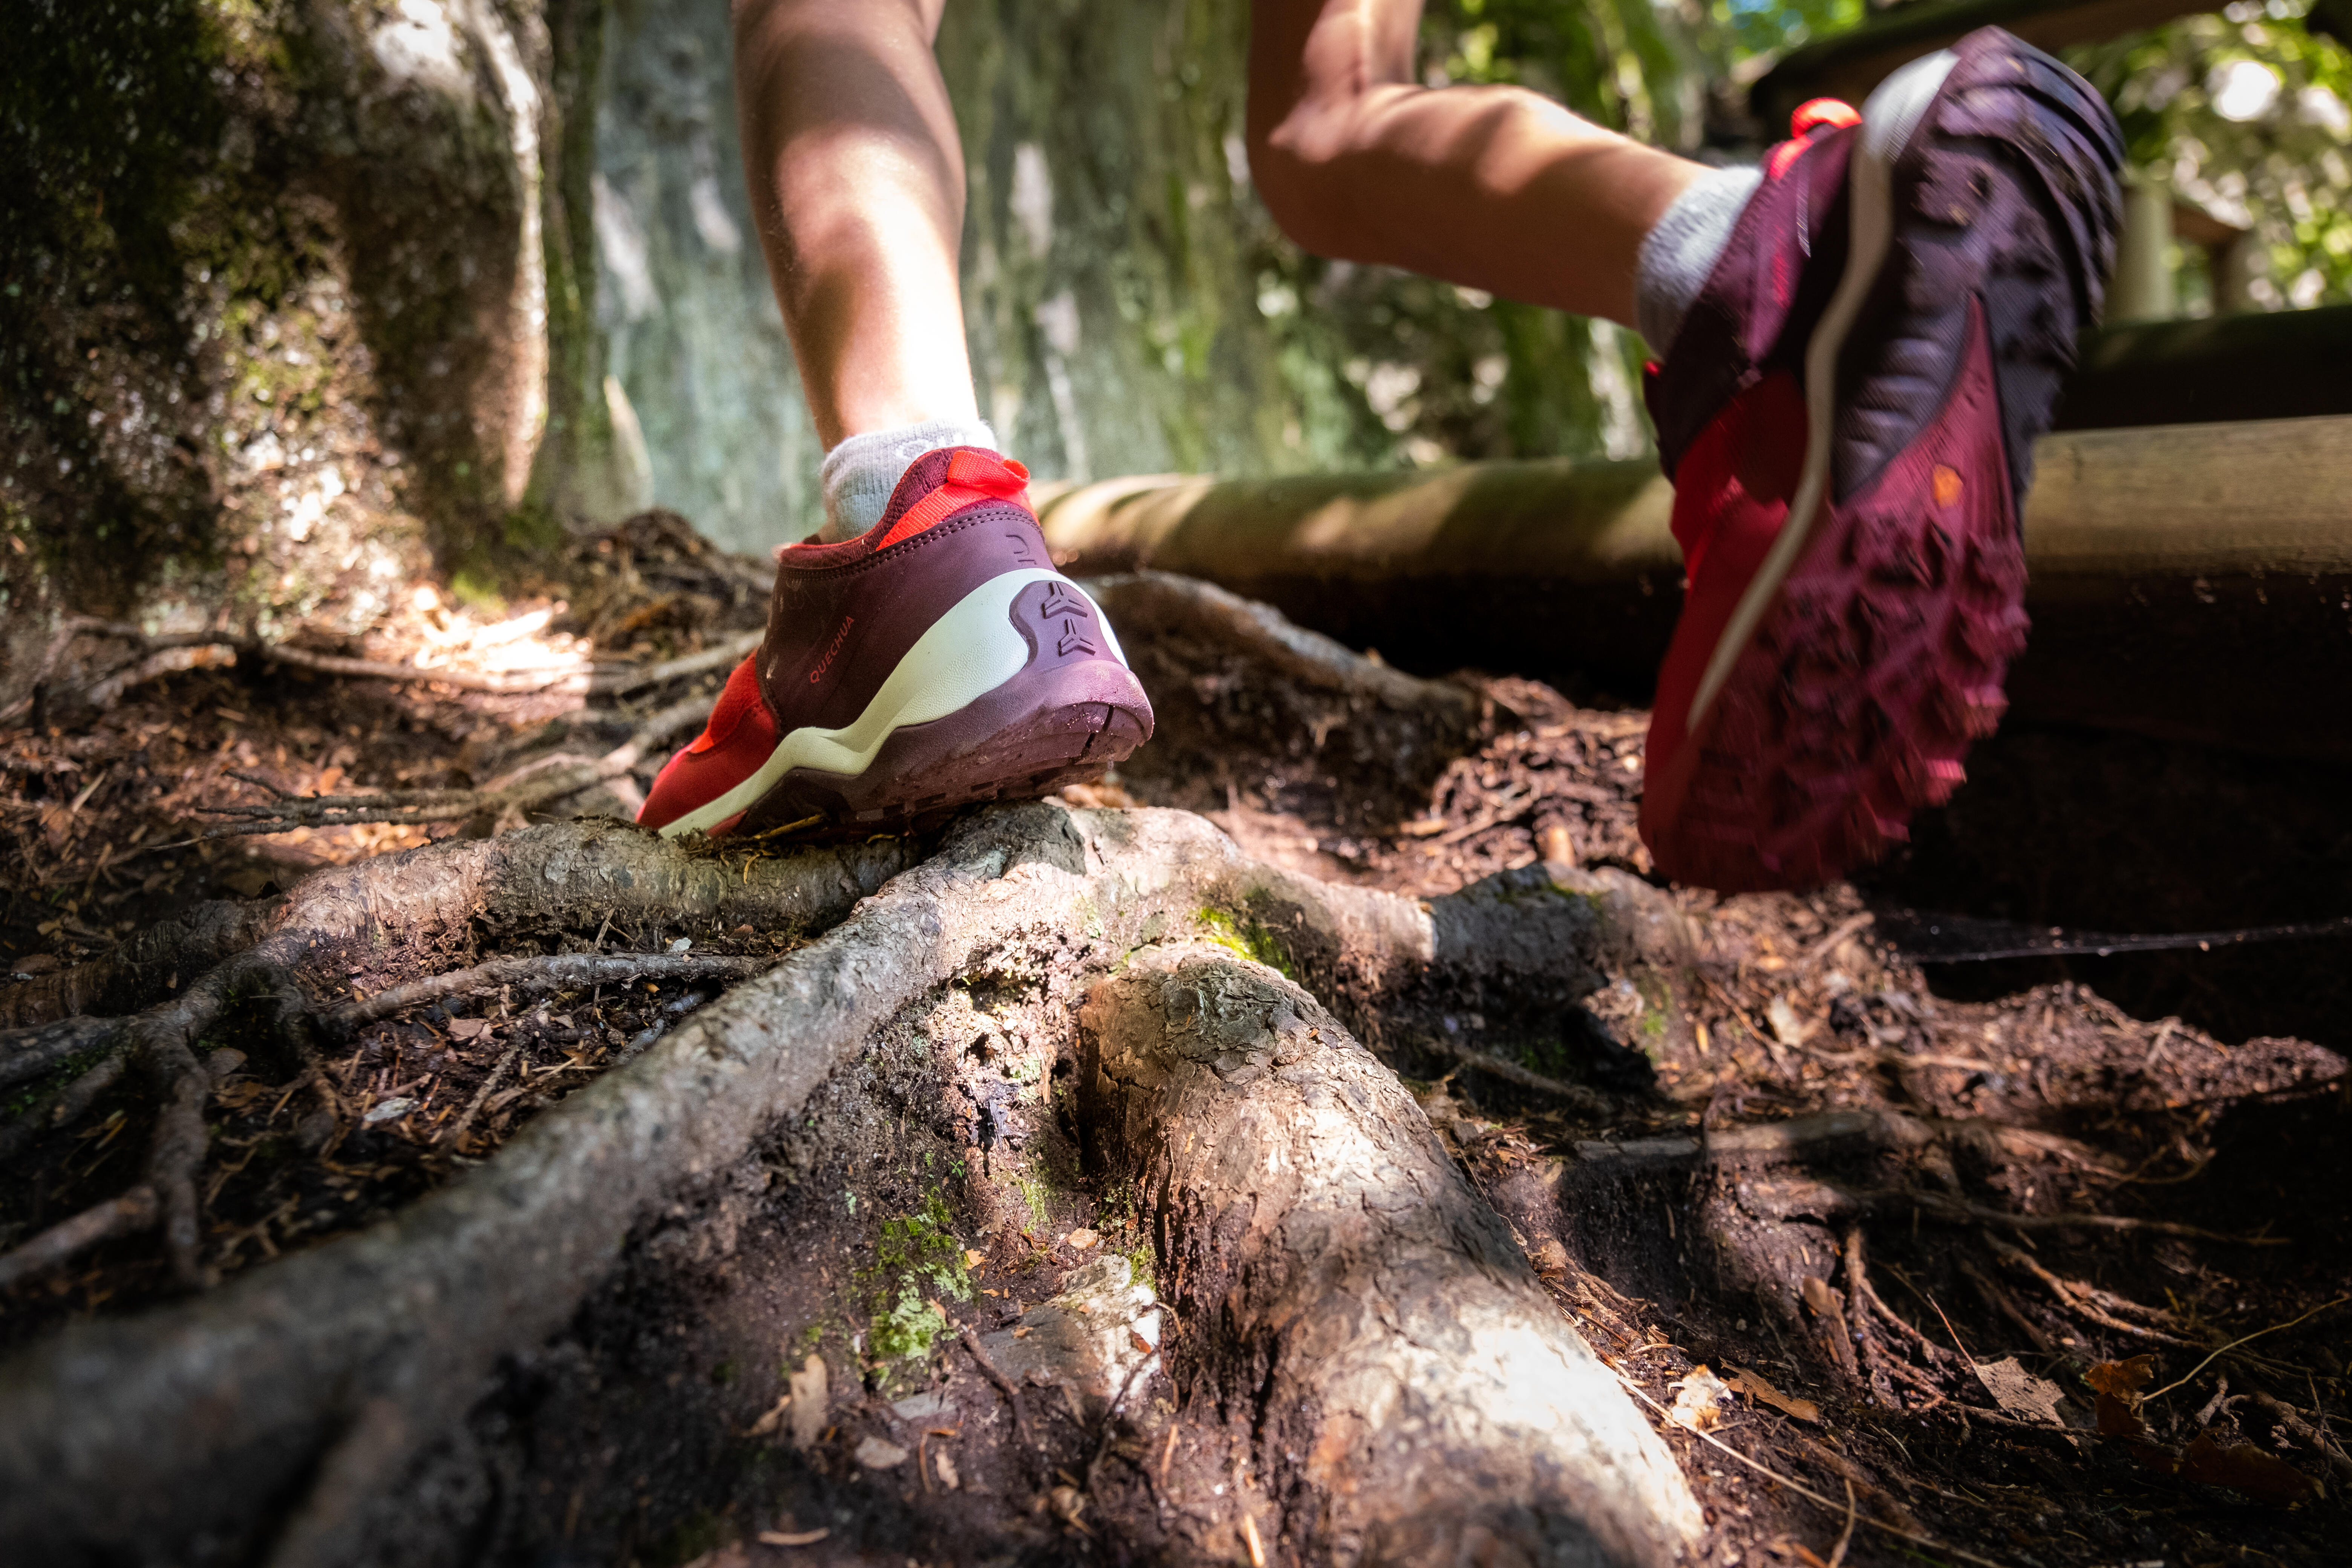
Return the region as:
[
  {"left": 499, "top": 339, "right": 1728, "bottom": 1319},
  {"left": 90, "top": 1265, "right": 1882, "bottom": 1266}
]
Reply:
[{"left": 1079, "top": 943, "right": 1703, "bottom": 1566}]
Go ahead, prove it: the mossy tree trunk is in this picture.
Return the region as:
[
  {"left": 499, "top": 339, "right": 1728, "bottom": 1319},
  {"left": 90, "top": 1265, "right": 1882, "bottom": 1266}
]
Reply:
[{"left": 0, "top": 0, "right": 628, "bottom": 704}]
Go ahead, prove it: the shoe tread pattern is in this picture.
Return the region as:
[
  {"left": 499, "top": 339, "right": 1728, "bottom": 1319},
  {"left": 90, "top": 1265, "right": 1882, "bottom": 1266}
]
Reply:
[{"left": 1831, "top": 28, "right": 2123, "bottom": 508}]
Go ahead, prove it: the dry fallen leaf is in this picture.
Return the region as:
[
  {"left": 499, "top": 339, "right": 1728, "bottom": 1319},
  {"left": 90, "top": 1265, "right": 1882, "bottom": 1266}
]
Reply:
[
  {"left": 446, "top": 1017, "right": 492, "bottom": 1041},
  {"left": 1973, "top": 1356, "right": 2070, "bottom": 1429},
  {"left": 2179, "top": 1432, "right": 2322, "bottom": 1506},
  {"left": 1726, "top": 1364, "right": 1820, "bottom": 1424},
  {"left": 1668, "top": 1365, "right": 1733, "bottom": 1432},
  {"left": 2086, "top": 1355, "right": 2156, "bottom": 1401},
  {"left": 2087, "top": 1355, "right": 2158, "bottom": 1439},
  {"left": 964, "top": 1248, "right": 986, "bottom": 1269},
  {"left": 2089, "top": 1355, "right": 2320, "bottom": 1504}
]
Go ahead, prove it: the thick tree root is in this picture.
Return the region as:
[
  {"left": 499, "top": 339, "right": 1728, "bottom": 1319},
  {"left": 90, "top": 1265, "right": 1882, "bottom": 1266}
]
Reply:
[
  {"left": 0, "top": 1016, "right": 116, "bottom": 1091},
  {"left": 1078, "top": 943, "right": 1703, "bottom": 1567},
  {"left": 16, "top": 617, "right": 763, "bottom": 714},
  {"left": 0, "top": 803, "right": 1660, "bottom": 1567},
  {"left": 0, "top": 823, "right": 915, "bottom": 1295},
  {"left": 326, "top": 951, "right": 765, "bottom": 1032}
]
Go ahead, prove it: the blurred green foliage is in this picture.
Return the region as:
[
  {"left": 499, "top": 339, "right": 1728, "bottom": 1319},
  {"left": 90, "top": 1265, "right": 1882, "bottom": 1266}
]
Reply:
[{"left": 2069, "top": 0, "right": 2352, "bottom": 311}]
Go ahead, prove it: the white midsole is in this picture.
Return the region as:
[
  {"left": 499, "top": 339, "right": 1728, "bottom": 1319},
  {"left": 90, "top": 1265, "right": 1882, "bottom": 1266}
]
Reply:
[
  {"left": 1686, "top": 48, "right": 1962, "bottom": 735},
  {"left": 657, "top": 568, "right": 1129, "bottom": 838}
]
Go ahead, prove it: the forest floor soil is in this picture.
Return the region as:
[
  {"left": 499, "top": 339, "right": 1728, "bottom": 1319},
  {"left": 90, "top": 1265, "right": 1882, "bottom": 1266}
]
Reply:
[{"left": 2, "top": 524, "right": 2346, "bottom": 1567}]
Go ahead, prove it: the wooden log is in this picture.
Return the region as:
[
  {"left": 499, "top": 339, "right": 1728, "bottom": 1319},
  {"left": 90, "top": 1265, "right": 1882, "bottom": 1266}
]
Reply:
[
  {"left": 2054, "top": 305, "right": 2352, "bottom": 431},
  {"left": 1043, "top": 415, "right": 2352, "bottom": 761}
]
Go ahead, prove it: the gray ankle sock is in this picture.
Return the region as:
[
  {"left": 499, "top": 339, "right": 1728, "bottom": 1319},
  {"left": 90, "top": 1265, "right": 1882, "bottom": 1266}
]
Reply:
[
  {"left": 1634, "top": 165, "right": 1764, "bottom": 357},
  {"left": 816, "top": 416, "right": 999, "bottom": 542}
]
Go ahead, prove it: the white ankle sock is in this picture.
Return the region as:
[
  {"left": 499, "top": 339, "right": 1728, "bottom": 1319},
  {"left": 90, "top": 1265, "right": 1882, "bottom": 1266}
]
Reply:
[
  {"left": 816, "top": 417, "right": 999, "bottom": 542},
  {"left": 1633, "top": 165, "right": 1764, "bottom": 357}
]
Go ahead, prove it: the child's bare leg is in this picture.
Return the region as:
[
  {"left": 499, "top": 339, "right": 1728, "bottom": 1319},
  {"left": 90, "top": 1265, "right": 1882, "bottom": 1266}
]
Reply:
[
  {"left": 732, "top": 0, "right": 992, "bottom": 536},
  {"left": 1245, "top": 0, "right": 1707, "bottom": 330},
  {"left": 639, "top": 0, "right": 1157, "bottom": 840},
  {"left": 1248, "top": 1, "right": 2124, "bottom": 896}
]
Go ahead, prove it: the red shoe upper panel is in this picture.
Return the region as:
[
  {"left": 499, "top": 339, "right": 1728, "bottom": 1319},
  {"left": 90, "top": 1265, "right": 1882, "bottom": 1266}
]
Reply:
[{"left": 754, "top": 448, "right": 1057, "bottom": 735}]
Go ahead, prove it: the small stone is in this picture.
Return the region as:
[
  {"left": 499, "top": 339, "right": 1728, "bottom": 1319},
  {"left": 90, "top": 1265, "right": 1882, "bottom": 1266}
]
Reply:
[
  {"left": 361, "top": 1097, "right": 417, "bottom": 1125},
  {"left": 853, "top": 1436, "right": 909, "bottom": 1469},
  {"left": 1064, "top": 1228, "right": 1099, "bottom": 1251},
  {"left": 891, "top": 1389, "right": 952, "bottom": 1422},
  {"left": 934, "top": 1449, "right": 960, "bottom": 1490}
]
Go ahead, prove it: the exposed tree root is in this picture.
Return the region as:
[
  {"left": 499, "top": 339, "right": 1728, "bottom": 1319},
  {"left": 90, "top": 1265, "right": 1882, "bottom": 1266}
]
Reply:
[
  {"left": 1078, "top": 943, "right": 1703, "bottom": 1566},
  {"left": 202, "top": 694, "right": 709, "bottom": 836},
  {"left": 1425, "top": 1034, "right": 1613, "bottom": 1113},
  {"left": 326, "top": 951, "right": 764, "bottom": 1032},
  {"left": 0, "top": 1187, "right": 159, "bottom": 1294},
  {"left": 0, "top": 1016, "right": 116, "bottom": 1090},
  {"left": 1083, "top": 570, "right": 1496, "bottom": 833},
  {"left": 15, "top": 617, "right": 763, "bottom": 714},
  {"left": 0, "top": 822, "right": 915, "bottom": 1298},
  {"left": 0, "top": 803, "right": 1658, "bottom": 1566}
]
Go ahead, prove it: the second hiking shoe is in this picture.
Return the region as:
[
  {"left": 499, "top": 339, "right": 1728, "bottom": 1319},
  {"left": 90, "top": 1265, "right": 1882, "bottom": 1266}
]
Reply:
[
  {"left": 638, "top": 447, "right": 1153, "bottom": 838},
  {"left": 1639, "top": 28, "right": 2123, "bottom": 891}
]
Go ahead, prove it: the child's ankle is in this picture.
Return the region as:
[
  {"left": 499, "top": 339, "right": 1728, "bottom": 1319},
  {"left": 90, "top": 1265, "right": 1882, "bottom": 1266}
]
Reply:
[{"left": 817, "top": 418, "right": 999, "bottom": 541}]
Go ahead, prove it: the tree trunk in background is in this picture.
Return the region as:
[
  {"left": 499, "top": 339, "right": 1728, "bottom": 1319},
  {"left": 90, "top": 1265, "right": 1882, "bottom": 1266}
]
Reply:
[
  {"left": 2, "top": 0, "right": 1651, "bottom": 691},
  {"left": 0, "top": 0, "right": 631, "bottom": 702}
]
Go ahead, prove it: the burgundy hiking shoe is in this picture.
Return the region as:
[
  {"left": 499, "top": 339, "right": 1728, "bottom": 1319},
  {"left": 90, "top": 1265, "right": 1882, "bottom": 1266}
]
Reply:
[
  {"left": 638, "top": 447, "right": 1153, "bottom": 838},
  {"left": 1639, "top": 28, "right": 2122, "bottom": 892}
]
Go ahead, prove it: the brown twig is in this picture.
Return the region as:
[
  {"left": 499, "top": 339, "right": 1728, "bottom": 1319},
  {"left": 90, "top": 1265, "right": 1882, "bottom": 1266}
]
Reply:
[
  {"left": 1825, "top": 1477, "right": 1858, "bottom": 1568},
  {"left": 0, "top": 1048, "right": 129, "bottom": 1164},
  {"left": 1422, "top": 1037, "right": 1608, "bottom": 1114},
  {"left": 1085, "top": 1346, "right": 1158, "bottom": 1498},
  {"left": 29, "top": 617, "right": 760, "bottom": 716},
  {"left": 331, "top": 951, "right": 762, "bottom": 1031},
  {"left": 2144, "top": 1296, "right": 2349, "bottom": 1402},
  {"left": 140, "top": 1024, "right": 217, "bottom": 1290},
  {"left": 439, "top": 1041, "right": 525, "bottom": 1150},
  {"left": 957, "top": 1324, "right": 1033, "bottom": 1448},
  {"left": 1860, "top": 1186, "right": 2288, "bottom": 1246},
  {"left": 1983, "top": 1234, "right": 2196, "bottom": 1346},
  {"left": 591, "top": 631, "right": 762, "bottom": 696},
  {"left": 2251, "top": 1392, "right": 2352, "bottom": 1484},
  {"left": 1797, "top": 913, "right": 1875, "bottom": 976},
  {"left": 1960, "top": 1258, "right": 2058, "bottom": 1354},
  {"left": 1841, "top": 1230, "right": 1897, "bottom": 1404},
  {"left": 1613, "top": 1375, "right": 2011, "bottom": 1568},
  {"left": 202, "top": 694, "right": 708, "bottom": 835}
]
